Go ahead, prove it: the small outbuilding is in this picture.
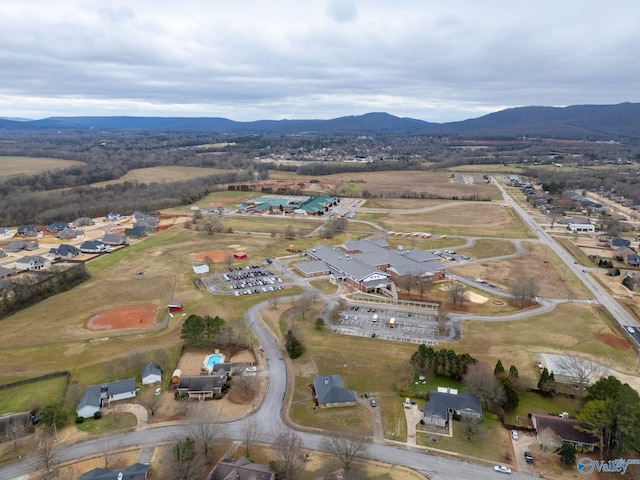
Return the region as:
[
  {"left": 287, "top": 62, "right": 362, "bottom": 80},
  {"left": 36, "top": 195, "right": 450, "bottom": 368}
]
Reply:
[
  {"left": 168, "top": 301, "right": 183, "bottom": 312},
  {"left": 141, "top": 362, "right": 162, "bottom": 385},
  {"left": 233, "top": 252, "right": 247, "bottom": 260},
  {"left": 192, "top": 264, "right": 210, "bottom": 274}
]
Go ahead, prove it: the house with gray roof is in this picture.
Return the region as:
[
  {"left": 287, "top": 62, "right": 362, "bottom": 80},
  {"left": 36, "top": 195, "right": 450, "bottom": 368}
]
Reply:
[
  {"left": 0, "top": 227, "right": 12, "bottom": 238},
  {"left": 70, "top": 217, "right": 95, "bottom": 227},
  {"left": 0, "top": 266, "right": 15, "bottom": 279},
  {"left": 55, "top": 227, "right": 83, "bottom": 240},
  {"left": 3, "top": 240, "right": 38, "bottom": 253},
  {"left": 16, "top": 225, "right": 37, "bottom": 237},
  {"left": 210, "top": 457, "right": 274, "bottom": 480},
  {"left": 0, "top": 411, "right": 31, "bottom": 441},
  {"left": 47, "top": 221, "right": 69, "bottom": 233},
  {"left": 0, "top": 249, "right": 6, "bottom": 258},
  {"left": 101, "top": 233, "right": 128, "bottom": 245},
  {"left": 141, "top": 362, "right": 162, "bottom": 385},
  {"left": 78, "top": 462, "right": 150, "bottom": 480},
  {"left": 49, "top": 244, "right": 82, "bottom": 259},
  {"left": 313, "top": 375, "right": 357, "bottom": 408},
  {"left": 76, "top": 379, "right": 137, "bottom": 418},
  {"left": 423, "top": 389, "right": 482, "bottom": 428},
  {"left": 14, "top": 255, "right": 51, "bottom": 271},
  {"left": 79, "top": 240, "right": 110, "bottom": 253},
  {"left": 132, "top": 212, "right": 159, "bottom": 229},
  {"left": 625, "top": 254, "right": 640, "bottom": 268}
]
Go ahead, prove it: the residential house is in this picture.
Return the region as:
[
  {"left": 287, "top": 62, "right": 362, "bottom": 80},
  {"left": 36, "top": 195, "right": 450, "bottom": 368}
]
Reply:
[
  {"left": 79, "top": 240, "right": 110, "bottom": 254},
  {"left": 76, "top": 379, "right": 137, "bottom": 418},
  {"left": 141, "top": 363, "right": 162, "bottom": 385},
  {"left": 55, "top": 227, "right": 84, "bottom": 240},
  {"left": 422, "top": 388, "right": 483, "bottom": 428},
  {"left": 104, "top": 212, "right": 123, "bottom": 222},
  {"left": 0, "top": 411, "right": 31, "bottom": 441},
  {"left": 614, "top": 246, "right": 636, "bottom": 259},
  {"left": 0, "top": 249, "right": 6, "bottom": 258},
  {"left": 531, "top": 410, "right": 598, "bottom": 451},
  {"left": 47, "top": 221, "right": 69, "bottom": 233},
  {"left": 49, "top": 244, "right": 82, "bottom": 259},
  {"left": 176, "top": 364, "right": 231, "bottom": 400},
  {"left": 567, "top": 223, "right": 595, "bottom": 233},
  {"left": 625, "top": 254, "right": 640, "bottom": 268},
  {"left": 0, "top": 227, "right": 12, "bottom": 238},
  {"left": 611, "top": 237, "right": 631, "bottom": 249},
  {"left": 0, "top": 266, "right": 15, "bottom": 279},
  {"left": 124, "top": 225, "right": 151, "bottom": 238},
  {"left": 14, "top": 255, "right": 51, "bottom": 271},
  {"left": 101, "top": 233, "right": 128, "bottom": 246},
  {"left": 78, "top": 463, "right": 150, "bottom": 480},
  {"left": 16, "top": 225, "right": 37, "bottom": 237},
  {"left": 210, "top": 457, "right": 274, "bottom": 480},
  {"left": 131, "top": 212, "right": 159, "bottom": 230},
  {"left": 70, "top": 217, "right": 95, "bottom": 227},
  {"left": 3, "top": 240, "right": 38, "bottom": 253},
  {"left": 312, "top": 375, "right": 357, "bottom": 408}
]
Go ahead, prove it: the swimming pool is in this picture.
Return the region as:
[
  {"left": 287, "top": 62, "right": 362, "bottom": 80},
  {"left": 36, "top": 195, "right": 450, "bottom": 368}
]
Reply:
[{"left": 203, "top": 353, "right": 225, "bottom": 371}]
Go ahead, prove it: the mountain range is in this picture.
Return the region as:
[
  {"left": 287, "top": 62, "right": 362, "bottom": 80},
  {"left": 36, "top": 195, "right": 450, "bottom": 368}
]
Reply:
[{"left": 2, "top": 102, "right": 640, "bottom": 140}]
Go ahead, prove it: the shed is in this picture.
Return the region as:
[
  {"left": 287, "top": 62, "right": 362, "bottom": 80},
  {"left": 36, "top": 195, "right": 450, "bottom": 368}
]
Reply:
[
  {"left": 233, "top": 252, "right": 247, "bottom": 260},
  {"left": 192, "top": 264, "right": 209, "bottom": 274},
  {"left": 168, "top": 301, "right": 183, "bottom": 312},
  {"left": 171, "top": 369, "right": 182, "bottom": 384},
  {"left": 141, "top": 362, "right": 162, "bottom": 385}
]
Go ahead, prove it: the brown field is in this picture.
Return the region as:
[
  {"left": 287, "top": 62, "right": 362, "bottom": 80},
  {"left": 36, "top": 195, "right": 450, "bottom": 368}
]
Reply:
[
  {"left": 87, "top": 303, "right": 158, "bottom": 330},
  {"left": 365, "top": 201, "right": 531, "bottom": 238},
  {"left": 0, "top": 156, "right": 85, "bottom": 178},
  {"left": 91, "top": 165, "right": 235, "bottom": 187},
  {"left": 449, "top": 241, "right": 593, "bottom": 299},
  {"left": 196, "top": 250, "right": 232, "bottom": 262}
]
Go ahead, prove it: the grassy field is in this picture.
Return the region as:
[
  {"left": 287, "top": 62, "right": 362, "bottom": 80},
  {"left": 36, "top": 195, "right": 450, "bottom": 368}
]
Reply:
[
  {"left": 0, "top": 156, "right": 85, "bottom": 178},
  {"left": 91, "top": 166, "right": 235, "bottom": 187},
  {"left": 0, "top": 376, "right": 68, "bottom": 412},
  {"left": 455, "top": 302, "right": 638, "bottom": 384}
]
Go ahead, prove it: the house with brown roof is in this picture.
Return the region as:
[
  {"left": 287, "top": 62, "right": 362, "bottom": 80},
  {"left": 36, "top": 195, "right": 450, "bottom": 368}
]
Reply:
[{"left": 531, "top": 409, "right": 599, "bottom": 451}]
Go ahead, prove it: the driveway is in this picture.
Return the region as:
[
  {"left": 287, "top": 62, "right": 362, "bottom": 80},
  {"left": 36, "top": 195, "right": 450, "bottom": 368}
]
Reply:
[{"left": 510, "top": 431, "right": 536, "bottom": 476}]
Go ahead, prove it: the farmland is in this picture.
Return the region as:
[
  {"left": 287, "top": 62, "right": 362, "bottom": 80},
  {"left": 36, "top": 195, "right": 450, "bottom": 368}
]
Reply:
[{"left": 0, "top": 156, "right": 85, "bottom": 178}]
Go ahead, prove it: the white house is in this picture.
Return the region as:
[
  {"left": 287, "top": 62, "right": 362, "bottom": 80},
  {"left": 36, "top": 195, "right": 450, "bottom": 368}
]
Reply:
[
  {"left": 567, "top": 223, "right": 595, "bottom": 233},
  {"left": 76, "top": 379, "right": 137, "bottom": 418},
  {"left": 14, "top": 255, "right": 51, "bottom": 271},
  {"left": 141, "top": 363, "right": 162, "bottom": 385}
]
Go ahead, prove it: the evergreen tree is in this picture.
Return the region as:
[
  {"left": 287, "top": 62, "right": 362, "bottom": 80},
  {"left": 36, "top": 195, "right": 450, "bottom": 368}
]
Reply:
[
  {"left": 558, "top": 442, "right": 576, "bottom": 466},
  {"left": 508, "top": 365, "right": 519, "bottom": 378},
  {"left": 285, "top": 330, "right": 303, "bottom": 359},
  {"left": 494, "top": 359, "right": 505, "bottom": 376},
  {"left": 499, "top": 377, "right": 519, "bottom": 411},
  {"left": 538, "top": 368, "right": 557, "bottom": 396}
]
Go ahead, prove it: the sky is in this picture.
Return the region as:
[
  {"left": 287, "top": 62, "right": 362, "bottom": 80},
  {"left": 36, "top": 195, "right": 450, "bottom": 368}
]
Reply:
[{"left": 1, "top": 1, "right": 639, "bottom": 123}]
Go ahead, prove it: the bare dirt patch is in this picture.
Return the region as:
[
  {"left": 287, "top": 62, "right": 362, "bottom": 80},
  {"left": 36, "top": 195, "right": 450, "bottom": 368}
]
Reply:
[
  {"left": 196, "top": 250, "right": 232, "bottom": 262},
  {"left": 597, "top": 332, "right": 631, "bottom": 350},
  {"left": 87, "top": 303, "right": 158, "bottom": 330}
]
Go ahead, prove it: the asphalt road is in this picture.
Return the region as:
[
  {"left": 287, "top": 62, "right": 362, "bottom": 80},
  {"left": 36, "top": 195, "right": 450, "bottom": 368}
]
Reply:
[{"left": 495, "top": 178, "right": 638, "bottom": 330}]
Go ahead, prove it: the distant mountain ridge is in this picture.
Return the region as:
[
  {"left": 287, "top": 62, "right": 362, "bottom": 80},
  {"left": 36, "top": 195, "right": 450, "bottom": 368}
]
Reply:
[{"left": 2, "top": 103, "right": 640, "bottom": 139}]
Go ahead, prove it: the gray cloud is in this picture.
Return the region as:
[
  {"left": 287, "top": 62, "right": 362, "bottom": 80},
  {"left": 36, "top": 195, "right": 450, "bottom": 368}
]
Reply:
[{"left": 0, "top": 1, "right": 638, "bottom": 122}]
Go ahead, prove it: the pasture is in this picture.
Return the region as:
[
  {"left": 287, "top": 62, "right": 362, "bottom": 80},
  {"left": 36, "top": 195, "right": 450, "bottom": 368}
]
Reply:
[
  {"left": 0, "top": 156, "right": 84, "bottom": 178},
  {"left": 90, "top": 165, "right": 235, "bottom": 187}
]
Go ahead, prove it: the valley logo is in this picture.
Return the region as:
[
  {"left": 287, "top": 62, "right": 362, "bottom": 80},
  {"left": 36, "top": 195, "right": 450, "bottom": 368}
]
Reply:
[{"left": 578, "top": 457, "right": 640, "bottom": 475}]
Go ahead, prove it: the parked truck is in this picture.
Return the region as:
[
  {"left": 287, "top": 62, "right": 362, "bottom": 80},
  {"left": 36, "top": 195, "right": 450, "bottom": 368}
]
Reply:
[{"left": 389, "top": 317, "right": 395, "bottom": 328}]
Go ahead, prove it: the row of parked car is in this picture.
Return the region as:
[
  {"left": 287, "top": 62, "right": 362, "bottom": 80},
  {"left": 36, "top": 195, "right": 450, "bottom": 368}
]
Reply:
[
  {"left": 223, "top": 268, "right": 273, "bottom": 282},
  {"left": 234, "top": 284, "right": 285, "bottom": 296}
]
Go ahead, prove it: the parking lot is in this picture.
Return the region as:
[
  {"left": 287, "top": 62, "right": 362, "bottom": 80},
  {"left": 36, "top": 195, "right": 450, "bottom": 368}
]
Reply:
[
  {"left": 202, "top": 265, "right": 288, "bottom": 296},
  {"left": 332, "top": 306, "right": 440, "bottom": 345}
]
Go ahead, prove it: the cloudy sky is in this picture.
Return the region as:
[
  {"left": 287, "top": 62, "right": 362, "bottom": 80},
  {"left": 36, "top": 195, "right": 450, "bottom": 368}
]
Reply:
[{"left": 1, "top": 1, "right": 639, "bottom": 122}]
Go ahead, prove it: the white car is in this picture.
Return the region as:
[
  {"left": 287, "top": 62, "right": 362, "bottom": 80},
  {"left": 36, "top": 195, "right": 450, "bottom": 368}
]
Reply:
[
  {"left": 154, "top": 387, "right": 162, "bottom": 396},
  {"left": 494, "top": 465, "right": 511, "bottom": 474},
  {"left": 627, "top": 326, "right": 636, "bottom": 334},
  {"left": 511, "top": 429, "right": 519, "bottom": 440},
  {"left": 245, "top": 366, "right": 257, "bottom": 372}
]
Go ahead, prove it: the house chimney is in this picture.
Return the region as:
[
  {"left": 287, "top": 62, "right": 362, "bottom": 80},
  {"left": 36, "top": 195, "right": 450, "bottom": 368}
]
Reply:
[{"left": 324, "top": 377, "right": 329, "bottom": 385}]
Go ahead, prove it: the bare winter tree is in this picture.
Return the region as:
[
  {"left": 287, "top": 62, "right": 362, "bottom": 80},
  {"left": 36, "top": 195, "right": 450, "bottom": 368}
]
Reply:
[
  {"left": 169, "top": 437, "right": 204, "bottom": 480},
  {"left": 139, "top": 388, "right": 162, "bottom": 416},
  {"left": 463, "top": 363, "right": 505, "bottom": 410},
  {"left": 398, "top": 275, "right": 414, "bottom": 295},
  {"left": 320, "top": 432, "right": 368, "bottom": 470},
  {"left": 556, "top": 356, "right": 608, "bottom": 393},
  {"left": 436, "top": 311, "right": 448, "bottom": 337},
  {"left": 296, "top": 292, "right": 314, "bottom": 321},
  {"left": 460, "top": 415, "right": 484, "bottom": 442},
  {"left": 241, "top": 419, "right": 262, "bottom": 458},
  {"left": 235, "top": 373, "right": 258, "bottom": 397},
  {"left": 224, "top": 253, "right": 234, "bottom": 270},
  {"left": 186, "top": 403, "right": 226, "bottom": 458},
  {"left": 510, "top": 278, "right": 540, "bottom": 306},
  {"left": 31, "top": 426, "right": 60, "bottom": 479},
  {"left": 448, "top": 281, "right": 467, "bottom": 308},
  {"left": 273, "top": 430, "right": 303, "bottom": 480},
  {"left": 416, "top": 275, "right": 432, "bottom": 299}
]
